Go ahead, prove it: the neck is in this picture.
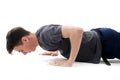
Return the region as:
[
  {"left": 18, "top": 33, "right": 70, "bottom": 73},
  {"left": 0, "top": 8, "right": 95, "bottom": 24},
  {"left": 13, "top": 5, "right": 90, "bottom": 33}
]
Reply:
[{"left": 31, "top": 33, "right": 39, "bottom": 46}]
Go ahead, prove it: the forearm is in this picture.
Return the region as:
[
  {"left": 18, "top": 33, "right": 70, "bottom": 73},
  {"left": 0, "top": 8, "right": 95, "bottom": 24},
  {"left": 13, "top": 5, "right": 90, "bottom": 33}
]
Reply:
[{"left": 68, "top": 28, "right": 83, "bottom": 64}]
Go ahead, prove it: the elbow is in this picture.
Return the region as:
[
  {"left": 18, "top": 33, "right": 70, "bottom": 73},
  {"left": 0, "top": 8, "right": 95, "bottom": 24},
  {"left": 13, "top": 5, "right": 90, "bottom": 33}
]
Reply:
[{"left": 76, "top": 28, "right": 84, "bottom": 35}]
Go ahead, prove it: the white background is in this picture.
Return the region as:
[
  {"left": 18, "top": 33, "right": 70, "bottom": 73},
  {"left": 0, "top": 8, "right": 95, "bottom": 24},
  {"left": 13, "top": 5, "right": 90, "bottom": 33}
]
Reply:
[{"left": 0, "top": 0, "right": 120, "bottom": 80}]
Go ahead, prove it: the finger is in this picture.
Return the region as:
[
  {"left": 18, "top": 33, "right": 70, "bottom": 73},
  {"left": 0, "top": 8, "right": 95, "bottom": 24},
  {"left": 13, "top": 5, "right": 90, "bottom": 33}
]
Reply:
[
  {"left": 49, "top": 61, "right": 60, "bottom": 66},
  {"left": 51, "top": 53, "right": 57, "bottom": 56},
  {"left": 40, "top": 52, "right": 51, "bottom": 55},
  {"left": 49, "top": 61, "right": 64, "bottom": 66},
  {"left": 49, "top": 61, "right": 56, "bottom": 65}
]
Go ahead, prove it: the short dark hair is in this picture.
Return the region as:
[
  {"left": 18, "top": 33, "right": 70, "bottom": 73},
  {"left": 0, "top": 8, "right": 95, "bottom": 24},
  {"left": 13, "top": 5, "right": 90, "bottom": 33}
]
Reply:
[{"left": 6, "top": 27, "right": 30, "bottom": 54}]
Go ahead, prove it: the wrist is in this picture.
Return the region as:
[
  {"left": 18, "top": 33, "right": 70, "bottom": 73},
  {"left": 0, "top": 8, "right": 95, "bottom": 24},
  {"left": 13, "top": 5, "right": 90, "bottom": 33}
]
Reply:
[{"left": 68, "top": 59, "right": 74, "bottom": 65}]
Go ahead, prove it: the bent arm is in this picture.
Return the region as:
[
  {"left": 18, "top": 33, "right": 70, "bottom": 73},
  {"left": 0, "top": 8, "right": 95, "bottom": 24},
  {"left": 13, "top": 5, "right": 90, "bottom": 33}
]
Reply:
[{"left": 61, "top": 26, "right": 84, "bottom": 65}]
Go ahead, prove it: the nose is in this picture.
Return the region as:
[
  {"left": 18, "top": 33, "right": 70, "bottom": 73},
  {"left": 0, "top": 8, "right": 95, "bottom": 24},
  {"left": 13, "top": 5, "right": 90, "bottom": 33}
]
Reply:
[
  {"left": 22, "top": 52, "right": 28, "bottom": 55},
  {"left": 21, "top": 50, "right": 28, "bottom": 55}
]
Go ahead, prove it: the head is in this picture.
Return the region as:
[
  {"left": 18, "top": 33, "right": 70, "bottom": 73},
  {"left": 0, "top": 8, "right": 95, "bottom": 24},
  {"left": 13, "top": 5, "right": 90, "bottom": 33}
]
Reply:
[{"left": 6, "top": 27, "right": 38, "bottom": 55}]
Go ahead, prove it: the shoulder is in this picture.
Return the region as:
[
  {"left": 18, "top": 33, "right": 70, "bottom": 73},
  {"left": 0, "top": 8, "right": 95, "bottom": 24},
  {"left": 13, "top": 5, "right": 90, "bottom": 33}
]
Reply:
[
  {"left": 35, "top": 24, "right": 62, "bottom": 37},
  {"left": 37, "top": 24, "right": 62, "bottom": 32}
]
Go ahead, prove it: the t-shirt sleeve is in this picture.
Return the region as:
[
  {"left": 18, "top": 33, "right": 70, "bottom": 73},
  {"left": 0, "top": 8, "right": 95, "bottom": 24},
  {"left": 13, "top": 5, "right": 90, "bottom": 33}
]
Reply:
[
  {"left": 36, "top": 24, "right": 63, "bottom": 51},
  {"left": 43, "top": 24, "right": 63, "bottom": 42}
]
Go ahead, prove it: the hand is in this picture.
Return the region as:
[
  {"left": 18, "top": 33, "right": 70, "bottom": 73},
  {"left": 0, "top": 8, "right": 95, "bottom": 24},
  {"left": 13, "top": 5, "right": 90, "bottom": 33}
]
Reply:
[
  {"left": 49, "top": 60, "right": 73, "bottom": 67},
  {"left": 40, "top": 51, "right": 58, "bottom": 56}
]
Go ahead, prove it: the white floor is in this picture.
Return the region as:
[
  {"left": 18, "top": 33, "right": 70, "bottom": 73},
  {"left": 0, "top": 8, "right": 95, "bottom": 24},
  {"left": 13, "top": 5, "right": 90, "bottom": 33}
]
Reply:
[
  {"left": 0, "top": 47, "right": 120, "bottom": 80},
  {"left": 0, "top": 0, "right": 120, "bottom": 80},
  {"left": 0, "top": 56, "right": 120, "bottom": 80}
]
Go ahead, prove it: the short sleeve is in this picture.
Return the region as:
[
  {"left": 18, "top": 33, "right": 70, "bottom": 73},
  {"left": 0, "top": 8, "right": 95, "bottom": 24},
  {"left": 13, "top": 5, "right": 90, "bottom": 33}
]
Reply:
[{"left": 36, "top": 24, "right": 63, "bottom": 51}]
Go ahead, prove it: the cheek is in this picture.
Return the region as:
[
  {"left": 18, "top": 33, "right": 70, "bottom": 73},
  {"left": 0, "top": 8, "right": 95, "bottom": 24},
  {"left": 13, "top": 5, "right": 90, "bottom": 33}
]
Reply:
[
  {"left": 24, "top": 44, "right": 33, "bottom": 51},
  {"left": 25, "top": 42, "right": 36, "bottom": 51}
]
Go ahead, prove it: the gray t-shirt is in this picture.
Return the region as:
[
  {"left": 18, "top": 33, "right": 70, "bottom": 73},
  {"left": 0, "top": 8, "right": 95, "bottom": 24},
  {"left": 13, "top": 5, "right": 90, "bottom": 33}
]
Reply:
[{"left": 36, "top": 24, "right": 102, "bottom": 63}]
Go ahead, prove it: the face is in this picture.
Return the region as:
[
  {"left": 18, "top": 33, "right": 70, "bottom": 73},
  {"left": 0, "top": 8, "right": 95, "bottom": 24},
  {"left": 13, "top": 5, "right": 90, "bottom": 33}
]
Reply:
[{"left": 14, "top": 35, "right": 37, "bottom": 55}]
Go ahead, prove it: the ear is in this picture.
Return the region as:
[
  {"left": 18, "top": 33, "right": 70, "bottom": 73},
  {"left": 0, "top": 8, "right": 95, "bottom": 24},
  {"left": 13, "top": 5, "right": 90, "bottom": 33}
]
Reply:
[{"left": 21, "top": 36, "right": 29, "bottom": 43}]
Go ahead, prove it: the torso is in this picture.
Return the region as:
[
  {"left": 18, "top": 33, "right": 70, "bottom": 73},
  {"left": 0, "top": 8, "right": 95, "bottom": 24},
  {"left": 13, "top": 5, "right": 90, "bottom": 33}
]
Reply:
[{"left": 36, "top": 24, "right": 102, "bottom": 63}]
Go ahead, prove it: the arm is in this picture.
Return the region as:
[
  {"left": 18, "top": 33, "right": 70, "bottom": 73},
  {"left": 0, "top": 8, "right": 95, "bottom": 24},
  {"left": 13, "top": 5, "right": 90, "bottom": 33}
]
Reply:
[
  {"left": 49, "top": 25, "right": 84, "bottom": 66},
  {"left": 40, "top": 51, "right": 58, "bottom": 56},
  {"left": 62, "top": 26, "right": 84, "bottom": 65}
]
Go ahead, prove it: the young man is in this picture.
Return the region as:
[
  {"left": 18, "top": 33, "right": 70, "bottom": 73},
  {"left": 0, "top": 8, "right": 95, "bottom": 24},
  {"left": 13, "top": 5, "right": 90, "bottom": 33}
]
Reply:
[{"left": 6, "top": 24, "right": 120, "bottom": 66}]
